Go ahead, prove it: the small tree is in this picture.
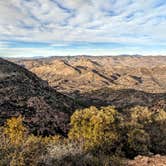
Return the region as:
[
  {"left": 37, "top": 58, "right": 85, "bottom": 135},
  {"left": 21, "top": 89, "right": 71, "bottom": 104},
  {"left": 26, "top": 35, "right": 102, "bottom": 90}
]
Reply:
[
  {"left": 149, "top": 109, "right": 166, "bottom": 154},
  {"left": 127, "top": 128, "right": 150, "bottom": 157},
  {"left": 3, "top": 115, "right": 27, "bottom": 145},
  {"left": 130, "top": 106, "right": 152, "bottom": 124},
  {"left": 69, "top": 106, "right": 120, "bottom": 153}
]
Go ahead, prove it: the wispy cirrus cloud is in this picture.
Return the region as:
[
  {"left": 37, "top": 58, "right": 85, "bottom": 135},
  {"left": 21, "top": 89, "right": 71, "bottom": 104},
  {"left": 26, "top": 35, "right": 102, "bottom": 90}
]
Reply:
[{"left": 0, "top": 0, "right": 166, "bottom": 57}]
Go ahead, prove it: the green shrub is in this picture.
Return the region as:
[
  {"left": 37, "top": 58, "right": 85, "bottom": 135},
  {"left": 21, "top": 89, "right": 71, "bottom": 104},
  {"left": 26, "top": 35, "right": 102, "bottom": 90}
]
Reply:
[
  {"left": 130, "top": 106, "right": 152, "bottom": 124},
  {"left": 0, "top": 106, "right": 165, "bottom": 165},
  {"left": 127, "top": 129, "right": 150, "bottom": 156},
  {"left": 148, "top": 109, "right": 166, "bottom": 154},
  {"left": 3, "top": 116, "right": 27, "bottom": 146},
  {"left": 69, "top": 106, "right": 121, "bottom": 153},
  {"left": 0, "top": 116, "right": 61, "bottom": 166}
]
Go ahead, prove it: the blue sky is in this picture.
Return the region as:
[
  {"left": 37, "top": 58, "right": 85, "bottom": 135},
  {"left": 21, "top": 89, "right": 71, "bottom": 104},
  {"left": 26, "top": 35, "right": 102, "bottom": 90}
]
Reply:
[{"left": 0, "top": 0, "right": 166, "bottom": 57}]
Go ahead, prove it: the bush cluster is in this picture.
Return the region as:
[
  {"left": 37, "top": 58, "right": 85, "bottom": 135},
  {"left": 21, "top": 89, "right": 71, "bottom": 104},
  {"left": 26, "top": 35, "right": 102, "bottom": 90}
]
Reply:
[
  {"left": 69, "top": 106, "right": 166, "bottom": 158},
  {"left": 0, "top": 116, "right": 61, "bottom": 166},
  {"left": 0, "top": 105, "right": 165, "bottom": 165},
  {"left": 69, "top": 106, "right": 120, "bottom": 153}
]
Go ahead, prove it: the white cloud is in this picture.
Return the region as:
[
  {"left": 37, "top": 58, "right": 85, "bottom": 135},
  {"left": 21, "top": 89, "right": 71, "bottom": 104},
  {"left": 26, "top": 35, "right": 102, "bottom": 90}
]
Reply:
[
  {"left": 0, "top": 0, "right": 166, "bottom": 52},
  {"left": 50, "top": 42, "right": 71, "bottom": 47}
]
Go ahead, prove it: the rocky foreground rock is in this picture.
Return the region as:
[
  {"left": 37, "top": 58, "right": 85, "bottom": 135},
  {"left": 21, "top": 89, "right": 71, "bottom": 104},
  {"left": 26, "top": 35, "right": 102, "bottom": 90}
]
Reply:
[{"left": 127, "top": 155, "right": 166, "bottom": 166}]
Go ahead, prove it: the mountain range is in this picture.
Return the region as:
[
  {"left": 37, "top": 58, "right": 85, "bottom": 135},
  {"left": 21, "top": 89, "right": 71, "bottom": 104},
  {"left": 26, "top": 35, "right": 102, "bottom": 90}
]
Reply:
[
  {"left": 12, "top": 56, "right": 166, "bottom": 93},
  {"left": 1, "top": 56, "right": 166, "bottom": 136}
]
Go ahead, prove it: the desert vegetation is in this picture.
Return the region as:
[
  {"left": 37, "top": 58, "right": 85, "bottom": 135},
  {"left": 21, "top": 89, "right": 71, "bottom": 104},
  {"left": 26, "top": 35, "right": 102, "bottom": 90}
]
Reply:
[
  {"left": 0, "top": 58, "right": 165, "bottom": 165},
  {"left": 0, "top": 105, "right": 165, "bottom": 166}
]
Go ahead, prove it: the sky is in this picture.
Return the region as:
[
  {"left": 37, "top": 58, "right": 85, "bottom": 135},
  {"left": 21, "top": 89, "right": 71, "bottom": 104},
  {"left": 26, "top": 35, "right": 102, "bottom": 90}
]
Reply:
[{"left": 0, "top": 0, "right": 166, "bottom": 57}]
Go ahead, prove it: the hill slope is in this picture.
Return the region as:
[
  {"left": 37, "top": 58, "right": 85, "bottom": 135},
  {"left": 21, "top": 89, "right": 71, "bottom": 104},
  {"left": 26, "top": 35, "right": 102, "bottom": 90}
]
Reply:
[
  {"left": 12, "top": 56, "right": 166, "bottom": 93},
  {"left": 0, "top": 58, "right": 78, "bottom": 136},
  {"left": 75, "top": 88, "right": 166, "bottom": 110}
]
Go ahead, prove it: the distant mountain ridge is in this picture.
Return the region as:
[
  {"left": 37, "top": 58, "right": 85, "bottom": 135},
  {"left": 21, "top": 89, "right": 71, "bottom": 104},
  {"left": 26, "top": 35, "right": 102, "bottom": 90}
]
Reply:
[{"left": 11, "top": 56, "right": 166, "bottom": 93}]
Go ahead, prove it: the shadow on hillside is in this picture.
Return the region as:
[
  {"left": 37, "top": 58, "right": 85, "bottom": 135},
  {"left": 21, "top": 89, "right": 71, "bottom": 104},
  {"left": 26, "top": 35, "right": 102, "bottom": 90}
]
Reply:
[{"left": 68, "top": 88, "right": 166, "bottom": 110}]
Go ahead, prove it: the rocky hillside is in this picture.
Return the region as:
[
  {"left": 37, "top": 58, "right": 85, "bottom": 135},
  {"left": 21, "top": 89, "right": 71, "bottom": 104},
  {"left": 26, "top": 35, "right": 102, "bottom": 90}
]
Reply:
[
  {"left": 74, "top": 88, "right": 166, "bottom": 110},
  {"left": 12, "top": 56, "right": 166, "bottom": 93},
  {"left": 0, "top": 58, "right": 79, "bottom": 136}
]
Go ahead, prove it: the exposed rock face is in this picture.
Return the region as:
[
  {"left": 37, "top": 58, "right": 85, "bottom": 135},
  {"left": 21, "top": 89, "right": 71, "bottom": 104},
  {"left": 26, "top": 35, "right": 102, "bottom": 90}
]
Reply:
[
  {"left": 0, "top": 58, "right": 78, "bottom": 136},
  {"left": 127, "top": 155, "right": 166, "bottom": 166}
]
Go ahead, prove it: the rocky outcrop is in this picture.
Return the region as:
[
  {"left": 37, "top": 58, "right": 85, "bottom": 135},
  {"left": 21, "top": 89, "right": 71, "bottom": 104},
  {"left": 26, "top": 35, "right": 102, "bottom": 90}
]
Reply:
[{"left": 127, "top": 155, "right": 166, "bottom": 166}]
